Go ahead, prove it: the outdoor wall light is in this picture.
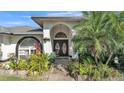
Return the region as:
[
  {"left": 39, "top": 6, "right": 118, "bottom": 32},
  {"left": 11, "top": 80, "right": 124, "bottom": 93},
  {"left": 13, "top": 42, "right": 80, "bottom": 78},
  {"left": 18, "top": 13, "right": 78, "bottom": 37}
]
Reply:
[
  {"left": 114, "top": 56, "right": 119, "bottom": 64},
  {"left": 43, "top": 37, "right": 50, "bottom": 43}
]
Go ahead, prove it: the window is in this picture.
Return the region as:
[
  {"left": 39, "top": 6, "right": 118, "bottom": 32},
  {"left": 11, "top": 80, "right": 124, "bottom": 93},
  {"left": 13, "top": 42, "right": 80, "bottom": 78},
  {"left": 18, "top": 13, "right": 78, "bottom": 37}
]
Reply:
[
  {"left": 18, "top": 38, "right": 41, "bottom": 59},
  {"left": 51, "top": 24, "right": 70, "bottom": 38},
  {"left": 55, "top": 32, "right": 67, "bottom": 38}
]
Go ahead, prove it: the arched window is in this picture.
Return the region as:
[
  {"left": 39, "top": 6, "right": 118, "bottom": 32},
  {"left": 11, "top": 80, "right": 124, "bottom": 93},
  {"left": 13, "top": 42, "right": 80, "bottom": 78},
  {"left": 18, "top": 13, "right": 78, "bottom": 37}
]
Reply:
[
  {"left": 55, "top": 32, "right": 67, "bottom": 38},
  {"left": 19, "top": 38, "right": 38, "bottom": 47},
  {"left": 17, "top": 37, "right": 41, "bottom": 59}
]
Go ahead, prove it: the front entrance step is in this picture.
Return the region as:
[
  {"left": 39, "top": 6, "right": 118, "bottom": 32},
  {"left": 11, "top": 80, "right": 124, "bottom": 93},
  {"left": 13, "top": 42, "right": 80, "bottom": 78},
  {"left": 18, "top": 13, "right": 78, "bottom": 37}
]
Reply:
[{"left": 55, "top": 57, "right": 70, "bottom": 65}]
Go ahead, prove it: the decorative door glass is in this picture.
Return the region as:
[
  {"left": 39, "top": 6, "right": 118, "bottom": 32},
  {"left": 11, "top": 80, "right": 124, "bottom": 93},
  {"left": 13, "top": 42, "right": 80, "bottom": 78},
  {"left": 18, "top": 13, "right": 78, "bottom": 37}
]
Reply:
[
  {"left": 55, "top": 42, "right": 60, "bottom": 55},
  {"left": 62, "top": 43, "right": 67, "bottom": 54}
]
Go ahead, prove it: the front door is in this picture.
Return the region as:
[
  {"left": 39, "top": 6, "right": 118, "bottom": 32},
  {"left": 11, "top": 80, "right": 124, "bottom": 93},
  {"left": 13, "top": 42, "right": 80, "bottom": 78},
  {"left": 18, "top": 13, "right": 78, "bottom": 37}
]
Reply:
[{"left": 54, "top": 40, "right": 68, "bottom": 56}]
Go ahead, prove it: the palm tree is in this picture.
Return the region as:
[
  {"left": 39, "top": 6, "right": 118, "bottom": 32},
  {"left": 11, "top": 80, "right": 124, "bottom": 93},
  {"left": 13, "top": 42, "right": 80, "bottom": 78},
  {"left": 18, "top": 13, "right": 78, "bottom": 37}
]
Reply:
[{"left": 73, "top": 11, "right": 124, "bottom": 65}]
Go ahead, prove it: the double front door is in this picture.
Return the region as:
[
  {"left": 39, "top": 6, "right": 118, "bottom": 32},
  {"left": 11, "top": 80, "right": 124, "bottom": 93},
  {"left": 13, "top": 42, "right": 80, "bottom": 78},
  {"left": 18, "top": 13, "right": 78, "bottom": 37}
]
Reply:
[{"left": 54, "top": 40, "right": 68, "bottom": 56}]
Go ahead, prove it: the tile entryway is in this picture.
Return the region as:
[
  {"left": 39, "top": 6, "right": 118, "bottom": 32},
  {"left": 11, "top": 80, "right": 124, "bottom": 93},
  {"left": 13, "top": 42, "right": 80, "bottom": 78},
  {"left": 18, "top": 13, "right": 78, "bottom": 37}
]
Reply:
[{"left": 55, "top": 57, "right": 70, "bottom": 65}]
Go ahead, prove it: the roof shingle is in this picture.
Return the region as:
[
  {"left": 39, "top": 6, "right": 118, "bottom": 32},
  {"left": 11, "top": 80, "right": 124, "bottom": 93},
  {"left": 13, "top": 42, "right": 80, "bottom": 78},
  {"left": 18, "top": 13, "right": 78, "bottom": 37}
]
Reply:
[{"left": 0, "top": 26, "right": 43, "bottom": 35}]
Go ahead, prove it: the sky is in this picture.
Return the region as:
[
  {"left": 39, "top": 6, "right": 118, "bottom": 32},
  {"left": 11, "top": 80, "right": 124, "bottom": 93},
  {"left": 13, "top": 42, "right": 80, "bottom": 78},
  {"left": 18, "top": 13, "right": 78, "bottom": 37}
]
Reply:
[{"left": 0, "top": 11, "right": 82, "bottom": 28}]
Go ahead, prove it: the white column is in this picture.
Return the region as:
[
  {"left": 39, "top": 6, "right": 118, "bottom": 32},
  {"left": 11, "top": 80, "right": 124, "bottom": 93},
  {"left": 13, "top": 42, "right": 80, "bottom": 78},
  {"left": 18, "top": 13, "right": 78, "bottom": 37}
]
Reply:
[
  {"left": 43, "top": 28, "right": 52, "bottom": 54},
  {"left": 70, "top": 29, "right": 76, "bottom": 57},
  {"left": 29, "top": 47, "right": 31, "bottom": 55}
]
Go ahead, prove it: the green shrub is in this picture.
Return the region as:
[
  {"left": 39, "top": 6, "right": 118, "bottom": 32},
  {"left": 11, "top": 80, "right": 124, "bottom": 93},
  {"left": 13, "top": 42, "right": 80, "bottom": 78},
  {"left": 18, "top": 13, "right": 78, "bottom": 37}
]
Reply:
[
  {"left": 92, "top": 68, "right": 101, "bottom": 80},
  {"left": 27, "top": 53, "right": 49, "bottom": 76},
  {"left": 92, "top": 64, "right": 120, "bottom": 80},
  {"left": 79, "top": 63, "right": 88, "bottom": 75},
  {"left": 9, "top": 58, "right": 27, "bottom": 70},
  {"left": 68, "top": 60, "right": 120, "bottom": 80},
  {"left": 68, "top": 62, "right": 89, "bottom": 77},
  {"left": 79, "top": 57, "right": 95, "bottom": 76},
  {"left": 48, "top": 52, "right": 56, "bottom": 64},
  {"left": 68, "top": 62, "right": 79, "bottom": 77},
  {"left": 17, "top": 59, "right": 27, "bottom": 70},
  {"left": 9, "top": 58, "right": 18, "bottom": 70},
  {"left": 9, "top": 53, "right": 49, "bottom": 76}
]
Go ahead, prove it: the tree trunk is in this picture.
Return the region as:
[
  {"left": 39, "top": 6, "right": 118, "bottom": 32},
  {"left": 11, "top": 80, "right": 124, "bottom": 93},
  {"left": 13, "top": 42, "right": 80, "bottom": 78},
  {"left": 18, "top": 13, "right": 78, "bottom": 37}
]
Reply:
[{"left": 106, "top": 52, "right": 113, "bottom": 65}]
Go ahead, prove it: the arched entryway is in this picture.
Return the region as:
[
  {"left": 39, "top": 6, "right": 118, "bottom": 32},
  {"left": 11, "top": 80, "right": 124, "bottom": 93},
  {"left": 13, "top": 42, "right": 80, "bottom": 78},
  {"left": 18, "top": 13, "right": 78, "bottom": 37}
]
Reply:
[
  {"left": 50, "top": 24, "right": 71, "bottom": 57},
  {"left": 16, "top": 36, "right": 42, "bottom": 59}
]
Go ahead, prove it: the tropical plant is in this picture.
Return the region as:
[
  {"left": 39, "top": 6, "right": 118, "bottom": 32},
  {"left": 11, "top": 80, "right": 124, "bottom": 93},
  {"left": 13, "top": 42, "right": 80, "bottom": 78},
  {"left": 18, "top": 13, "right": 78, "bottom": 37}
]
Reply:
[
  {"left": 48, "top": 52, "right": 56, "bottom": 64},
  {"left": 92, "top": 63, "right": 120, "bottom": 80},
  {"left": 17, "top": 59, "right": 27, "bottom": 70},
  {"left": 9, "top": 58, "right": 18, "bottom": 70},
  {"left": 68, "top": 62, "right": 79, "bottom": 77},
  {"left": 68, "top": 59, "right": 94, "bottom": 80},
  {"left": 9, "top": 53, "right": 49, "bottom": 76},
  {"left": 68, "top": 61, "right": 120, "bottom": 80},
  {"left": 9, "top": 58, "right": 27, "bottom": 70},
  {"left": 27, "top": 53, "right": 49, "bottom": 76},
  {"left": 73, "top": 11, "right": 124, "bottom": 65}
]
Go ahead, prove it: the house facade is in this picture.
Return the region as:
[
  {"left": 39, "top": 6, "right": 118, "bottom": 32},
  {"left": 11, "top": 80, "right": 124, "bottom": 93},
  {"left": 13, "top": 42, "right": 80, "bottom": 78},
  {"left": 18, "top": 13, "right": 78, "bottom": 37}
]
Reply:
[{"left": 0, "top": 16, "right": 83, "bottom": 61}]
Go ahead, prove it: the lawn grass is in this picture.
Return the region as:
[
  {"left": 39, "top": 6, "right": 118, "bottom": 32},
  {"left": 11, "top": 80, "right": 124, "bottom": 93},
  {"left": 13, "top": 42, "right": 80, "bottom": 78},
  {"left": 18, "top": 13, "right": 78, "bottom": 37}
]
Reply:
[
  {"left": 0, "top": 73, "right": 42, "bottom": 81},
  {"left": 0, "top": 74, "right": 27, "bottom": 81}
]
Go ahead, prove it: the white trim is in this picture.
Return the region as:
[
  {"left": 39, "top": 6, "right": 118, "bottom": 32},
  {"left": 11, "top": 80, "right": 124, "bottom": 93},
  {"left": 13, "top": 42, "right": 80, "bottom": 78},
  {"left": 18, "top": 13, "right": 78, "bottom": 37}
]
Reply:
[{"left": 50, "top": 22, "right": 72, "bottom": 31}]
